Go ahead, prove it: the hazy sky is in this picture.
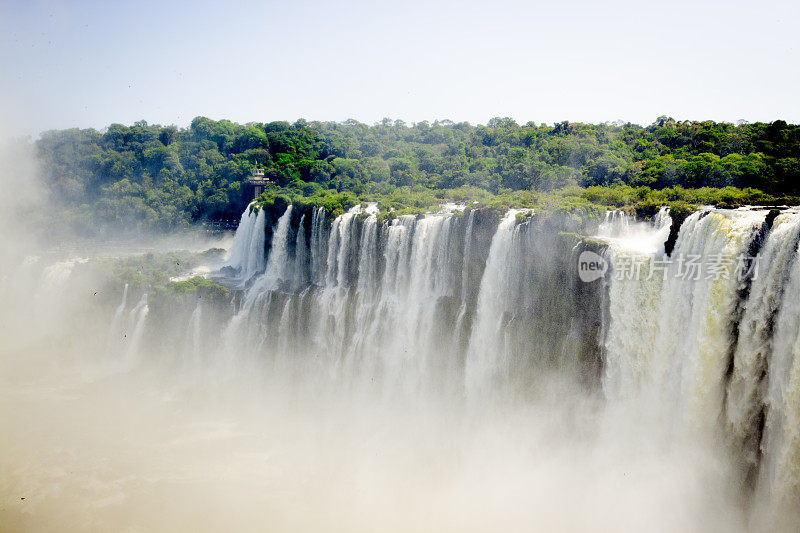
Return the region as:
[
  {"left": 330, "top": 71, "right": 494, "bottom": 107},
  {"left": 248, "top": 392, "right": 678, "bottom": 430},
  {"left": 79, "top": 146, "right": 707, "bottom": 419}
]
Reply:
[{"left": 1, "top": 0, "right": 798, "bottom": 136}]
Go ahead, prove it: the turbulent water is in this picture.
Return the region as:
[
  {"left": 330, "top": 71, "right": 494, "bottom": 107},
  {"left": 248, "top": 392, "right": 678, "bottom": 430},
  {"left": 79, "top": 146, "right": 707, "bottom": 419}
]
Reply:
[
  {"left": 216, "top": 204, "right": 267, "bottom": 288},
  {"left": 3, "top": 203, "right": 800, "bottom": 531}
]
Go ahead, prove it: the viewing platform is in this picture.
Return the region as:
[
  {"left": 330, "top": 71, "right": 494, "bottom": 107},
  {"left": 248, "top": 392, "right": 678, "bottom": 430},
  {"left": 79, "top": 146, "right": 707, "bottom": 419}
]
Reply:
[{"left": 248, "top": 167, "right": 272, "bottom": 197}]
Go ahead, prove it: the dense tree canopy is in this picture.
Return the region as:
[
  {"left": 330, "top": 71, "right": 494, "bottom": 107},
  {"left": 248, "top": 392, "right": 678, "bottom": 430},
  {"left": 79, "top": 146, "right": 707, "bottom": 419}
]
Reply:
[{"left": 35, "top": 116, "right": 800, "bottom": 232}]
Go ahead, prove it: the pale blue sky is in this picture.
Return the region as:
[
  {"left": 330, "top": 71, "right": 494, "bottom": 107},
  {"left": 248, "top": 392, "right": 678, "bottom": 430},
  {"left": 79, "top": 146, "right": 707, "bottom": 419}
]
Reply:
[{"left": 1, "top": 0, "right": 798, "bottom": 136}]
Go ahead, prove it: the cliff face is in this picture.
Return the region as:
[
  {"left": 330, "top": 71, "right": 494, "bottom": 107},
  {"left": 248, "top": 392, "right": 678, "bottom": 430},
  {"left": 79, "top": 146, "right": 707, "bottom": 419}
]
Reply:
[{"left": 219, "top": 204, "right": 609, "bottom": 397}]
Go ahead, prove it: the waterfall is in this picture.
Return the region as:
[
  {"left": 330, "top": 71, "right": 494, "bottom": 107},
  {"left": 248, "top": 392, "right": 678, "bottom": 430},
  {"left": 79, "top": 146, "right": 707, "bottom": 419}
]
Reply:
[
  {"left": 18, "top": 201, "right": 800, "bottom": 531},
  {"left": 217, "top": 204, "right": 607, "bottom": 395},
  {"left": 725, "top": 213, "right": 800, "bottom": 483},
  {"left": 312, "top": 209, "right": 462, "bottom": 390},
  {"left": 463, "top": 207, "right": 600, "bottom": 398},
  {"left": 205, "top": 202, "right": 800, "bottom": 524},
  {"left": 248, "top": 205, "right": 294, "bottom": 295},
  {"left": 600, "top": 208, "right": 672, "bottom": 406},
  {"left": 217, "top": 203, "right": 471, "bottom": 391},
  {"left": 757, "top": 223, "right": 800, "bottom": 521},
  {"left": 294, "top": 214, "right": 308, "bottom": 289},
  {"left": 597, "top": 209, "right": 632, "bottom": 239},
  {"left": 220, "top": 205, "right": 295, "bottom": 359},
  {"left": 183, "top": 302, "right": 203, "bottom": 365},
  {"left": 35, "top": 258, "right": 88, "bottom": 303},
  {"left": 125, "top": 293, "right": 149, "bottom": 364},
  {"left": 453, "top": 209, "right": 475, "bottom": 347},
  {"left": 464, "top": 209, "right": 519, "bottom": 396},
  {"left": 218, "top": 204, "right": 266, "bottom": 288},
  {"left": 598, "top": 206, "right": 800, "bottom": 526},
  {"left": 107, "top": 283, "right": 129, "bottom": 349},
  {"left": 114, "top": 283, "right": 129, "bottom": 323},
  {"left": 460, "top": 209, "right": 475, "bottom": 305},
  {"left": 310, "top": 207, "right": 327, "bottom": 285},
  {"left": 39, "top": 259, "right": 80, "bottom": 290},
  {"left": 603, "top": 208, "right": 766, "bottom": 440},
  {"left": 326, "top": 205, "right": 360, "bottom": 288},
  {"left": 656, "top": 210, "right": 764, "bottom": 438}
]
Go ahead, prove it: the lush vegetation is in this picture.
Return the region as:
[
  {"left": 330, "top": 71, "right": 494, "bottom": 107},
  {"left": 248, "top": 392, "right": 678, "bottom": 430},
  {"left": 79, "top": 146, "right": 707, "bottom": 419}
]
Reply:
[
  {"left": 81, "top": 249, "right": 231, "bottom": 305},
  {"left": 255, "top": 182, "right": 787, "bottom": 223},
  {"left": 162, "top": 275, "right": 230, "bottom": 306},
  {"left": 89, "top": 251, "right": 208, "bottom": 288},
  {"left": 36, "top": 116, "right": 800, "bottom": 233}
]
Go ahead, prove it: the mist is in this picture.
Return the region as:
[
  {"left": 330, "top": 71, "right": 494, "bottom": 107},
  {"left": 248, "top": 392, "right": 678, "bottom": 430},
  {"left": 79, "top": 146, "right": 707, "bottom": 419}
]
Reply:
[
  {"left": 0, "top": 269, "right": 747, "bottom": 533},
  {"left": 1, "top": 165, "right": 780, "bottom": 532},
  {"left": 3, "top": 0, "right": 799, "bottom": 525}
]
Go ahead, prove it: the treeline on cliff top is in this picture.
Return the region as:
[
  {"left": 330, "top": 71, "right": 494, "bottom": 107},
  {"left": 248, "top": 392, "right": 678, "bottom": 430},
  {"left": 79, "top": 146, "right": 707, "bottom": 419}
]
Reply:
[{"left": 35, "top": 116, "right": 800, "bottom": 233}]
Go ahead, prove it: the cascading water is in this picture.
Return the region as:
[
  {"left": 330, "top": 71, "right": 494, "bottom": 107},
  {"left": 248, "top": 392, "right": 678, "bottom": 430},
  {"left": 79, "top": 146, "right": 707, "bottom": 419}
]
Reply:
[
  {"left": 199, "top": 202, "right": 800, "bottom": 524},
  {"left": 309, "top": 206, "right": 327, "bottom": 286},
  {"left": 125, "top": 293, "right": 149, "bottom": 364},
  {"left": 220, "top": 205, "right": 295, "bottom": 364},
  {"left": 726, "top": 213, "right": 800, "bottom": 485},
  {"left": 217, "top": 204, "right": 266, "bottom": 288},
  {"left": 107, "top": 282, "right": 129, "bottom": 349},
  {"left": 655, "top": 210, "right": 765, "bottom": 439},
  {"left": 250, "top": 204, "right": 293, "bottom": 293},
  {"left": 599, "top": 206, "right": 800, "bottom": 527},
  {"left": 453, "top": 208, "right": 475, "bottom": 342},
  {"left": 219, "top": 203, "right": 480, "bottom": 392},
  {"left": 603, "top": 209, "right": 766, "bottom": 438},
  {"left": 600, "top": 207, "right": 673, "bottom": 408},
  {"left": 464, "top": 209, "right": 520, "bottom": 396},
  {"left": 184, "top": 302, "right": 203, "bottom": 365},
  {"left": 12, "top": 202, "right": 800, "bottom": 532},
  {"left": 217, "top": 202, "right": 607, "bottom": 400},
  {"left": 757, "top": 222, "right": 800, "bottom": 522}
]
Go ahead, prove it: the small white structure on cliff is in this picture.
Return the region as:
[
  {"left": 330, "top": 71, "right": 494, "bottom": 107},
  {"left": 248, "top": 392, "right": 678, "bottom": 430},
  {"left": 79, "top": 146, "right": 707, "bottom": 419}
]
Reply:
[{"left": 248, "top": 166, "right": 272, "bottom": 197}]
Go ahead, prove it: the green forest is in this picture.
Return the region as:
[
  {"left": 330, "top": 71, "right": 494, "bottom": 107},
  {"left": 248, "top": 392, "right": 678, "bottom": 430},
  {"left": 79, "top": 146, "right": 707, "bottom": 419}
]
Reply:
[{"left": 35, "top": 116, "right": 800, "bottom": 233}]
